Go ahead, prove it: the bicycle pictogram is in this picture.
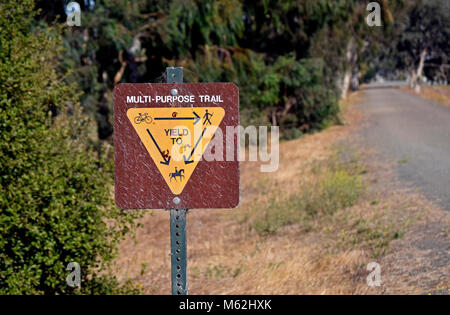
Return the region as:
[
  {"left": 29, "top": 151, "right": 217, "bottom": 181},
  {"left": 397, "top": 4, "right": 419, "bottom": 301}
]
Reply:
[{"left": 134, "top": 113, "right": 152, "bottom": 124}]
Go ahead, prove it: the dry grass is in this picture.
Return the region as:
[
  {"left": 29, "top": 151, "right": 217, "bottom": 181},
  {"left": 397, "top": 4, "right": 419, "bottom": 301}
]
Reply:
[
  {"left": 112, "top": 91, "right": 449, "bottom": 295},
  {"left": 401, "top": 85, "right": 450, "bottom": 107}
]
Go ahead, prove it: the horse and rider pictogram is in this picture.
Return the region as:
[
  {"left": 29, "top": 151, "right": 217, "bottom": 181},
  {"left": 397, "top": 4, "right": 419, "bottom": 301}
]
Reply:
[{"left": 169, "top": 167, "right": 185, "bottom": 182}]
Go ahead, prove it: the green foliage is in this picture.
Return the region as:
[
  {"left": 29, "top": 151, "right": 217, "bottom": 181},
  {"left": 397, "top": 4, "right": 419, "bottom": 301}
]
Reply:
[
  {"left": 280, "top": 128, "right": 303, "bottom": 141},
  {"left": 395, "top": 0, "right": 450, "bottom": 81},
  {"left": 35, "top": 0, "right": 435, "bottom": 136},
  {"left": 164, "top": 0, "right": 244, "bottom": 54},
  {"left": 184, "top": 47, "right": 338, "bottom": 131},
  {"left": 33, "top": 0, "right": 358, "bottom": 139},
  {"left": 0, "top": 1, "right": 140, "bottom": 294}
]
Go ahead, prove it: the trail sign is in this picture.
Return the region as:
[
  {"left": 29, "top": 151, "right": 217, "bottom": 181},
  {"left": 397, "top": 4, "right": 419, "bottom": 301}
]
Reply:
[{"left": 114, "top": 82, "right": 240, "bottom": 209}]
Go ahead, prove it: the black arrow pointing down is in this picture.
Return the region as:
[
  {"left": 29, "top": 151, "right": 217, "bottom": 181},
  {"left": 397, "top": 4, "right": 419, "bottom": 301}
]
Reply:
[
  {"left": 183, "top": 127, "right": 207, "bottom": 164},
  {"left": 146, "top": 129, "right": 171, "bottom": 165}
]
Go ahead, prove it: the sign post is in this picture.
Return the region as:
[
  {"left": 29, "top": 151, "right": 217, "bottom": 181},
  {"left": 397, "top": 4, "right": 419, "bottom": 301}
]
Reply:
[
  {"left": 114, "top": 67, "right": 240, "bottom": 295},
  {"left": 166, "top": 67, "right": 188, "bottom": 295},
  {"left": 170, "top": 208, "right": 187, "bottom": 294}
]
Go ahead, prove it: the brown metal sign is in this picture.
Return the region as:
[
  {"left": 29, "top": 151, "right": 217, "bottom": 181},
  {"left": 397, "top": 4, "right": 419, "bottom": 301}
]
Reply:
[{"left": 114, "top": 83, "right": 240, "bottom": 209}]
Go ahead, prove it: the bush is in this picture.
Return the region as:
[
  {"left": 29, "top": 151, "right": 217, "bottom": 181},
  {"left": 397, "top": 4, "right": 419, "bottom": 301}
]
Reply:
[
  {"left": 184, "top": 47, "right": 340, "bottom": 131},
  {"left": 0, "top": 1, "right": 140, "bottom": 294},
  {"left": 280, "top": 128, "right": 303, "bottom": 141}
]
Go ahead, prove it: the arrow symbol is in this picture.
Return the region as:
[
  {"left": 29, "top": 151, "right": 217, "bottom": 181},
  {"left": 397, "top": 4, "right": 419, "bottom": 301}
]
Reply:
[
  {"left": 154, "top": 111, "right": 201, "bottom": 125},
  {"left": 184, "top": 127, "right": 207, "bottom": 164},
  {"left": 146, "top": 129, "right": 171, "bottom": 165}
]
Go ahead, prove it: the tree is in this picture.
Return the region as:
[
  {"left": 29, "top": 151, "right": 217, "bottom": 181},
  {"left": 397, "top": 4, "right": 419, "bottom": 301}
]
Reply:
[
  {"left": 34, "top": 0, "right": 359, "bottom": 138},
  {"left": 0, "top": 0, "right": 139, "bottom": 294},
  {"left": 394, "top": 0, "right": 450, "bottom": 91}
]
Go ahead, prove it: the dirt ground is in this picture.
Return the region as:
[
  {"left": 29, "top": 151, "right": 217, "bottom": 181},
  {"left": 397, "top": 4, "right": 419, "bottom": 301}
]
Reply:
[
  {"left": 113, "top": 91, "right": 449, "bottom": 295},
  {"left": 401, "top": 85, "right": 450, "bottom": 107}
]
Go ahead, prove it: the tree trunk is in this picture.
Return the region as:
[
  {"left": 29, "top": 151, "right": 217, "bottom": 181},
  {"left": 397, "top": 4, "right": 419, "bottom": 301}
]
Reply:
[
  {"left": 341, "top": 37, "right": 357, "bottom": 99},
  {"left": 342, "top": 71, "right": 351, "bottom": 99},
  {"left": 414, "top": 48, "right": 427, "bottom": 93},
  {"left": 281, "top": 96, "right": 295, "bottom": 118},
  {"left": 271, "top": 108, "right": 277, "bottom": 126},
  {"left": 409, "top": 69, "right": 416, "bottom": 89},
  {"left": 351, "top": 68, "right": 360, "bottom": 91},
  {"left": 350, "top": 45, "right": 359, "bottom": 91}
]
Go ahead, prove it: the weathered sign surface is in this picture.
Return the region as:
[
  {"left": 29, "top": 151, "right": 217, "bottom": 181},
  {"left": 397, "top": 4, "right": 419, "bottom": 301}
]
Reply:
[{"left": 114, "top": 83, "right": 240, "bottom": 209}]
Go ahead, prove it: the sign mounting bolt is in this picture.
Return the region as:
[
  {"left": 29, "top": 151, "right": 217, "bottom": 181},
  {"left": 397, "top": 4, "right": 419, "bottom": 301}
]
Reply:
[
  {"left": 171, "top": 89, "right": 178, "bottom": 96},
  {"left": 173, "top": 197, "right": 181, "bottom": 205}
]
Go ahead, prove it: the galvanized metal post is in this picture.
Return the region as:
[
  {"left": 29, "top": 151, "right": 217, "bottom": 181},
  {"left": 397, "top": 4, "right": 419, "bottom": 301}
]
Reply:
[
  {"left": 166, "top": 67, "right": 188, "bottom": 295},
  {"left": 166, "top": 66, "right": 183, "bottom": 84},
  {"left": 170, "top": 208, "right": 188, "bottom": 295}
]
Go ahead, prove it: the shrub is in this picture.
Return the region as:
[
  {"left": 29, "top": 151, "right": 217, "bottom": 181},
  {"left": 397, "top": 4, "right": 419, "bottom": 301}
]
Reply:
[
  {"left": 0, "top": 1, "right": 140, "bottom": 294},
  {"left": 280, "top": 128, "right": 303, "bottom": 141},
  {"left": 184, "top": 47, "right": 340, "bottom": 131}
]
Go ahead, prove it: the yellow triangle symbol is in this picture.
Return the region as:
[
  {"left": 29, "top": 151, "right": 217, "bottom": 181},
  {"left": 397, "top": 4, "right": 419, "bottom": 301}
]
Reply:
[{"left": 127, "top": 107, "right": 225, "bottom": 195}]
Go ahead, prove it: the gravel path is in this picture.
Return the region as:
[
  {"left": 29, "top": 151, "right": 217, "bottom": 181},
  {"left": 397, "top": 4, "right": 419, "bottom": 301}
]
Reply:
[
  {"left": 359, "top": 84, "right": 450, "bottom": 211},
  {"left": 356, "top": 84, "right": 449, "bottom": 294}
]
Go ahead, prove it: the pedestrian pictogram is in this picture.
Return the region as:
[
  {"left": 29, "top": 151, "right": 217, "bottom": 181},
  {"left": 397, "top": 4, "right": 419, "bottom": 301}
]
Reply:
[
  {"left": 203, "top": 109, "right": 213, "bottom": 125},
  {"left": 127, "top": 107, "right": 225, "bottom": 195}
]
